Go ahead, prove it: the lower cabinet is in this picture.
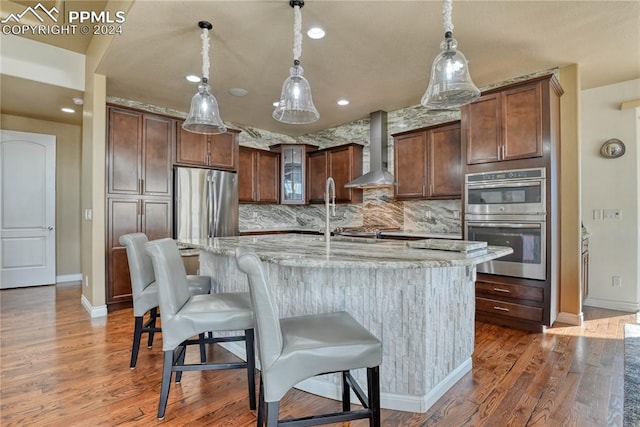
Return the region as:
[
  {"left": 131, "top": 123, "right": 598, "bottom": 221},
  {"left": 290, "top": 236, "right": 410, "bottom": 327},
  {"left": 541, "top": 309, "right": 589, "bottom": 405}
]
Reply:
[
  {"left": 106, "top": 197, "right": 172, "bottom": 310},
  {"left": 474, "top": 274, "right": 549, "bottom": 331}
]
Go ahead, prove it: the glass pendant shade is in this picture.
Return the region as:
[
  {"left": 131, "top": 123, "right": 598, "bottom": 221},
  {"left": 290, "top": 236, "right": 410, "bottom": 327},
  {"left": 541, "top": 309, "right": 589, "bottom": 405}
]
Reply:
[
  {"left": 183, "top": 78, "right": 226, "bottom": 134},
  {"left": 421, "top": 36, "right": 480, "bottom": 109},
  {"left": 273, "top": 64, "right": 319, "bottom": 124}
]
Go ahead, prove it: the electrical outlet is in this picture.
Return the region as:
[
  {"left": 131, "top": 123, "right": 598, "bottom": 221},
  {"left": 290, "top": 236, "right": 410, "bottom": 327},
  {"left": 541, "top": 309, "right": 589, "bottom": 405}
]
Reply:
[
  {"left": 603, "top": 209, "right": 621, "bottom": 220},
  {"left": 84, "top": 208, "right": 92, "bottom": 221},
  {"left": 452, "top": 210, "right": 461, "bottom": 219},
  {"left": 424, "top": 211, "right": 431, "bottom": 219},
  {"left": 252, "top": 211, "right": 258, "bottom": 219},
  {"left": 612, "top": 276, "right": 621, "bottom": 287},
  {"left": 85, "top": 275, "right": 89, "bottom": 287},
  {"left": 593, "top": 209, "right": 602, "bottom": 220}
]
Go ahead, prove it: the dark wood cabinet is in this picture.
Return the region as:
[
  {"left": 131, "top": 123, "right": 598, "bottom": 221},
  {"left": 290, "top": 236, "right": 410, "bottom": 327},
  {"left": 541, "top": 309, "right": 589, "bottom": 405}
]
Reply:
[
  {"left": 393, "top": 121, "right": 461, "bottom": 200},
  {"left": 106, "top": 197, "right": 172, "bottom": 308},
  {"left": 175, "top": 124, "right": 239, "bottom": 171},
  {"left": 474, "top": 274, "right": 549, "bottom": 331},
  {"left": 463, "top": 74, "right": 564, "bottom": 332},
  {"left": 238, "top": 147, "right": 280, "bottom": 203},
  {"left": 307, "top": 144, "right": 363, "bottom": 204},
  {"left": 107, "top": 107, "right": 173, "bottom": 197},
  {"left": 464, "top": 77, "right": 549, "bottom": 165},
  {"left": 106, "top": 105, "right": 175, "bottom": 310}
]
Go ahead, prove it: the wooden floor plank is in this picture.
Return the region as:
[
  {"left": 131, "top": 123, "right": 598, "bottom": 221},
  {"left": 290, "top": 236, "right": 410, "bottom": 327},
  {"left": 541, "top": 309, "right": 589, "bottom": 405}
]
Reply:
[{"left": 0, "top": 284, "right": 636, "bottom": 426}]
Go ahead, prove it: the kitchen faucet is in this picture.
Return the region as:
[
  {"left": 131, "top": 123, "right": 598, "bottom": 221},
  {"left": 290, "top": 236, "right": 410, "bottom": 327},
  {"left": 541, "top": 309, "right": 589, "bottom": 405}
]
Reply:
[{"left": 325, "top": 177, "right": 336, "bottom": 243}]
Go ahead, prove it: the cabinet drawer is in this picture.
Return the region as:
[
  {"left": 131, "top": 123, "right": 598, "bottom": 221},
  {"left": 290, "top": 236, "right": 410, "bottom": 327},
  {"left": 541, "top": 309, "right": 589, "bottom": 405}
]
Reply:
[
  {"left": 475, "top": 280, "right": 543, "bottom": 303},
  {"left": 476, "top": 297, "right": 543, "bottom": 322}
]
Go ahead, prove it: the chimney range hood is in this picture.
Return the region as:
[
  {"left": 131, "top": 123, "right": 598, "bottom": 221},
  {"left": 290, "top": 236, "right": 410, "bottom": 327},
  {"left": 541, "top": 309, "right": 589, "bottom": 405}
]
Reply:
[{"left": 344, "top": 110, "right": 395, "bottom": 188}]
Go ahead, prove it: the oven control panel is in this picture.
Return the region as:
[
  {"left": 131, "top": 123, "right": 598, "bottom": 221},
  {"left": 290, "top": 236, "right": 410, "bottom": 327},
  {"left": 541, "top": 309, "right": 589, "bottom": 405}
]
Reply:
[{"left": 466, "top": 167, "right": 545, "bottom": 183}]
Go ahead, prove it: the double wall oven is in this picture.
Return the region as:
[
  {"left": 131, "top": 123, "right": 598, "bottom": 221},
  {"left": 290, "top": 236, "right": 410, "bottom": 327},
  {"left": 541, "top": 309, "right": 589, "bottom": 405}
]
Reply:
[{"left": 465, "top": 168, "right": 546, "bottom": 281}]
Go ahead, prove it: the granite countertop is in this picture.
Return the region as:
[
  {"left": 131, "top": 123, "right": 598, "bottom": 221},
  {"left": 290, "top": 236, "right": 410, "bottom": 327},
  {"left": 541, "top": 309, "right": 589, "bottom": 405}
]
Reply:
[
  {"left": 240, "top": 228, "right": 463, "bottom": 240},
  {"left": 240, "top": 227, "right": 321, "bottom": 234},
  {"left": 180, "top": 234, "right": 512, "bottom": 269},
  {"left": 380, "top": 231, "right": 463, "bottom": 239}
]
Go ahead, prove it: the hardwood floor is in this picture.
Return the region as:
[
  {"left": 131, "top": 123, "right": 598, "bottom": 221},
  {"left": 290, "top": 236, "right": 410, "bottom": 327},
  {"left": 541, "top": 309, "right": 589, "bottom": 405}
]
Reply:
[{"left": 0, "top": 283, "right": 635, "bottom": 426}]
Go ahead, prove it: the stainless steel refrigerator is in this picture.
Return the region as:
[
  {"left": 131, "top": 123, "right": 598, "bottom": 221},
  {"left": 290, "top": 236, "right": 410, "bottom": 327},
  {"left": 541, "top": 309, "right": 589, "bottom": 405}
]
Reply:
[{"left": 174, "top": 167, "right": 239, "bottom": 240}]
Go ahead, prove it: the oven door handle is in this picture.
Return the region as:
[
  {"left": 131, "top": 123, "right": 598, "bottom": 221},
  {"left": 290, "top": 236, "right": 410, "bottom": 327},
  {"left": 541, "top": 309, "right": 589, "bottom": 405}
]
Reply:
[
  {"left": 468, "top": 222, "right": 542, "bottom": 229},
  {"left": 467, "top": 181, "right": 542, "bottom": 190}
]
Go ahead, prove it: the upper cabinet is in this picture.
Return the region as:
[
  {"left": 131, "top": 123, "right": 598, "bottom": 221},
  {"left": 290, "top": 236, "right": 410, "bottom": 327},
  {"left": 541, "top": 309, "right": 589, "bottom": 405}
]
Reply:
[
  {"left": 175, "top": 124, "right": 239, "bottom": 171},
  {"left": 270, "top": 144, "right": 317, "bottom": 205},
  {"left": 107, "top": 106, "right": 172, "bottom": 197},
  {"left": 393, "top": 121, "right": 462, "bottom": 200},
  {"left": 238, "top": 147, "right": 280, "bottom": 204},
  {"left": 307, "top": 144, "right": 363, "bottom": 204},
  {"left": 463, "top": 75, "right": 562, "bottom": 166}
]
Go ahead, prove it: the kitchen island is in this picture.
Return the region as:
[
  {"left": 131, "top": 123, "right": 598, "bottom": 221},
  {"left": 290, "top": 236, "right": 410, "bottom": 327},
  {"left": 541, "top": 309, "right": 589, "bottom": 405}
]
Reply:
[{"left": 181, "top": 234, "right": 512, "bottom": 413}]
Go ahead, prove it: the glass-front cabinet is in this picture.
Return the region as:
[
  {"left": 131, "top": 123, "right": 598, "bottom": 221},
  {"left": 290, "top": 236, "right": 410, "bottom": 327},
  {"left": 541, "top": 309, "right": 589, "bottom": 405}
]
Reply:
[{"left": 270, "top": 144, "right": 317, "bottom": 204}]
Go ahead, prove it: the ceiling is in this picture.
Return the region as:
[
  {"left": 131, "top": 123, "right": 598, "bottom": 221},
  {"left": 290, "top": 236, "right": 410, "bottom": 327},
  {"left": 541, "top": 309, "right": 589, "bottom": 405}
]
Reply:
[{"left": 1, "top": 0, "right": 639, "bottom": 135}]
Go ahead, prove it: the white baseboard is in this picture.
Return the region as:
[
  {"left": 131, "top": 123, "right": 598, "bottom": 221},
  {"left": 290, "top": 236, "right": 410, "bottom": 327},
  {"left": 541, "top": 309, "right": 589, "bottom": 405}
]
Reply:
[
  {"left": 81, "top": 294, "right": 108, "bottom": 318},
  {"left": 219, "top": 342, "right": 472, "bottom": 413},
  {"left": 584, "top": 297, "right": 640, "bottom": 313},
  {"left": 555, "top": 311, "right": 584, "bottom": 326},
  {"left": 56, "top": 273, "right": 82, "bottom": 283}
]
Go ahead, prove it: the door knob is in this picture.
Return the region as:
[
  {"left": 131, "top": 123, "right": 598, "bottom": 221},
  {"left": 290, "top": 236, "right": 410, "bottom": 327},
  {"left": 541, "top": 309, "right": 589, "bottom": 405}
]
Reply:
[{"left": 48, "top": 226, "right": 54, "bottom": 230}]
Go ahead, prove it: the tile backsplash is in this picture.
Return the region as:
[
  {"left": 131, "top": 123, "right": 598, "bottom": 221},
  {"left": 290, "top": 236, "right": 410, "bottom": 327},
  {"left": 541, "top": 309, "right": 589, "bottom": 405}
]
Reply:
[{"left": 239, "top": 189, "right": 461, "bottom": 235}]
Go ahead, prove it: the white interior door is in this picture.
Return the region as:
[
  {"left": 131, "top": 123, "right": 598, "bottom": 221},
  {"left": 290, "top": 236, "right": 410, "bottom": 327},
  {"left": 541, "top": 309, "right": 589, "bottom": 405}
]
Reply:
[{"left": 1, "top": 130, "right": 56, "bottom": 288}]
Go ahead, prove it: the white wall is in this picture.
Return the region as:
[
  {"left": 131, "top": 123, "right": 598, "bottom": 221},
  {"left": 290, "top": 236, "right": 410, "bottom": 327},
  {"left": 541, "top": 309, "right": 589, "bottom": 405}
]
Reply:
[{"left": 581, "top": 79, "right": 640, "bottom": 311}]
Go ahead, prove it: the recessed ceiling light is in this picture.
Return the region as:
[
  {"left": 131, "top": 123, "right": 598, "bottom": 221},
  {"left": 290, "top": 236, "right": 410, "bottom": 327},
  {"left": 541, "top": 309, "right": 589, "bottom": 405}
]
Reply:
[
  {"left": 185, "top": 75, "right": 200, "bottom": 83},
  {"left": 337, "top": 99, "right": 349, "bottom": 106},
  {"left": 61, "top": 107, "right": 75, "bottom": 113},
  {"left": 229, "top": 88, "right": 248, "bottom": 97},
  {"left": 307, "top": 27, "right": 325, "bottom": 39},
  {"left": 273, "top": 101, "right": 280, "bottom": 107}
]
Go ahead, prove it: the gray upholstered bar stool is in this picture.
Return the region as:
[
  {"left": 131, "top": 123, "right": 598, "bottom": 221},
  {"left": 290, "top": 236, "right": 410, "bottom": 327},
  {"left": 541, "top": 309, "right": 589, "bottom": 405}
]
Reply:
[
  {"left": 145, "top": 238, "right": 256, "bottom": 420},
  {"left": 119, "top": 233, "right": 212, "bottom": 368},
  {"left": 235, "top": 246, "right": 382, "bottom": 427}
]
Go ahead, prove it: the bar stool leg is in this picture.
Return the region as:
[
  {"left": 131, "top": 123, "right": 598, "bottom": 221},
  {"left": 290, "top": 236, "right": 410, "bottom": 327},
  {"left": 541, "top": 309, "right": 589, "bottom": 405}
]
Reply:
[
  {"left": 245, "top": 329, "right": 257, "bottom": 410},
  {"left": 342, "top": 370, "right": 351, "bottom": 411},
  {"left": 147, "top": 307, "right": 159, "bottom": 348},
  {"left": 265, "top": 401, "right": 279, "bottom": 427},
  {"left": 130, "top": 316, "right": 143, "bottom": 369},
  {"left": 158, "top": 350, "right": 174, "bottom": 420},
  {"left": 367, "top": 366, "right": 381, "bottom": 427}
]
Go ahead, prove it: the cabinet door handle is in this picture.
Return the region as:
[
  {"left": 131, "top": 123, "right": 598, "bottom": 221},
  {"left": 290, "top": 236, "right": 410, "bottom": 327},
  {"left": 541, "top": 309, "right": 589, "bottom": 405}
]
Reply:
[
  {"left": 140, "top": 178, "right": 144, "bottom": 193},
  {"left": 493, "top": 306, "right": 510, "bottom": 312},
  {"left": 138, "top": 178, "right": 142, "bottom": 194},
  {"left": 493, "top": 287, "right": 511, "bottom": 293},
  {"left": 422, "top": 185, "right": 426, "bottom": 195}
]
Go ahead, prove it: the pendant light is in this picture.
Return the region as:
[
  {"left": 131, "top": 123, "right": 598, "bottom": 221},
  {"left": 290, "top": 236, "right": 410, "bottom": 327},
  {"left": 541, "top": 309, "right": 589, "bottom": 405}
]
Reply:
[
  {"left": 421, "top": 0, "right": 480, "bottom": 110},
  {"left": 273, "top": 0, "right": 320, "bottom": 124},
  {"left": 183, "top": 21, "right": 227, "bottom": 134}
]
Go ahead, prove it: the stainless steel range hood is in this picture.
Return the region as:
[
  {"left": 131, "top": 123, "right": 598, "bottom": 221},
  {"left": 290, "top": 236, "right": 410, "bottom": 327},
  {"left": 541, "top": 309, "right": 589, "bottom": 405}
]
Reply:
[{"left": 345, "top": 110, "right": 395, "bottom": 188}]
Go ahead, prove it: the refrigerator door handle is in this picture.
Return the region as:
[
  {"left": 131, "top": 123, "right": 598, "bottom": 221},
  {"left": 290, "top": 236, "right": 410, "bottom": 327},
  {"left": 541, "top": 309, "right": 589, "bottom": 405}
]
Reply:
[{"left": 207, "top": 175, "right": 214, "bottom": 238}]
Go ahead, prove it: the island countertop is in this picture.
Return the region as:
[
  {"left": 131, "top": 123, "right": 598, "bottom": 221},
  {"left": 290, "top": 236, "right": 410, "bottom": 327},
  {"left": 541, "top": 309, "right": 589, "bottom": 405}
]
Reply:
[{"left": 181, "top": 234, "right": 512, "bottom": 269}]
